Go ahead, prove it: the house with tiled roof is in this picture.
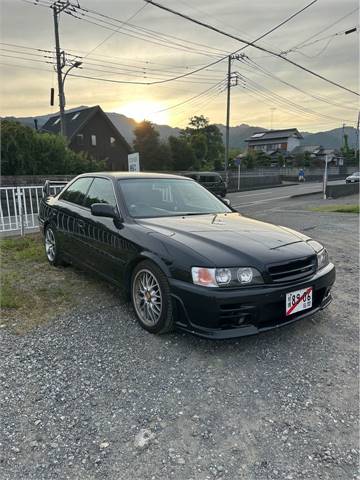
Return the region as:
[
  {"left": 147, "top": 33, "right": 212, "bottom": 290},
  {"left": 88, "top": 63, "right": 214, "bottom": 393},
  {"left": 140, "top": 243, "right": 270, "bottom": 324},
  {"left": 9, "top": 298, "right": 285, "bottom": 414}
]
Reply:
[
  {"left": 42, "top": 105, "right": 131, "bottom": 170},
  {"left": 245, "top": 128, "right": 303, "bottom": 154}
]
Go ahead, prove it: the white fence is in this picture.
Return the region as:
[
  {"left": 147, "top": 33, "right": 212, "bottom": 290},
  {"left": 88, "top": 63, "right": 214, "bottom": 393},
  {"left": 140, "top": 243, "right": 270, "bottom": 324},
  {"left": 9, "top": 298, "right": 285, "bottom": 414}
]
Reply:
[{"left": 0, "top": 185, "right": 64, "bottom": 235}]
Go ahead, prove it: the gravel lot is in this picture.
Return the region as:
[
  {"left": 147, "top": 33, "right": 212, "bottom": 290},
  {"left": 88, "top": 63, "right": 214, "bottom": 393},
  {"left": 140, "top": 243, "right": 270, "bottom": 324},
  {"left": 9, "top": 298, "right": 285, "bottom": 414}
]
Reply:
[{"left": 1, "top": 194, "right": 359, "bottom": 480}]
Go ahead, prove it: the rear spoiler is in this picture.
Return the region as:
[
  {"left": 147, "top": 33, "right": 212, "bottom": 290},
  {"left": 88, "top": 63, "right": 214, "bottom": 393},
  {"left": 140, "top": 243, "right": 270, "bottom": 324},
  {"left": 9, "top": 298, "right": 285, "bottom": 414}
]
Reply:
[{"left": 42, "top": 180, "right": 68, "bottom": 198}]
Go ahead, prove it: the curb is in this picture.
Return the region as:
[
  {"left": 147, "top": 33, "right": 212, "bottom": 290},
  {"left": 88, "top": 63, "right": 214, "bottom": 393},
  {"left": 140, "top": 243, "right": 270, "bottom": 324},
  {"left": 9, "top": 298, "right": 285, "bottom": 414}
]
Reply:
[
  {"left": 291, "top": 190, "right": 322, "bottom": 198},
  {"left": 228, "top": 182, "right": 298, "bottom": 194}
]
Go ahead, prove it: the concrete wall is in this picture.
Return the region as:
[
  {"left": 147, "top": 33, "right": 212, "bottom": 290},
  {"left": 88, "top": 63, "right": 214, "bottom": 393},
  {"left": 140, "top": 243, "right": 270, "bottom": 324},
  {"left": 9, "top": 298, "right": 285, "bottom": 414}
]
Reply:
[{"left": 325, "top": 182, "right": 359, "bottom": 198}]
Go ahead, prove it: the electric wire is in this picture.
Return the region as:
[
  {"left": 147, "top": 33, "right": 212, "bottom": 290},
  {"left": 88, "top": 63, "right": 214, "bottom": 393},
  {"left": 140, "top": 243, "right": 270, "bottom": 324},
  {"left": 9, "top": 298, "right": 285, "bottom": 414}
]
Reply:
[
  {"left": 143, "top": 0, "right": 358, "bottom": 96},
  {"left": 240, "top": 56, "right": 358, "bottom": 112}
]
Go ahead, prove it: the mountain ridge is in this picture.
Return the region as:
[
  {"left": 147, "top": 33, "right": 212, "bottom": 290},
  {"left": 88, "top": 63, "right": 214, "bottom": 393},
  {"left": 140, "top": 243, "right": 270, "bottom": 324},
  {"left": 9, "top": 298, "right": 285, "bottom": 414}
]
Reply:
[{"left": 2, "top": 106, "right": 356, "bottom": 150}]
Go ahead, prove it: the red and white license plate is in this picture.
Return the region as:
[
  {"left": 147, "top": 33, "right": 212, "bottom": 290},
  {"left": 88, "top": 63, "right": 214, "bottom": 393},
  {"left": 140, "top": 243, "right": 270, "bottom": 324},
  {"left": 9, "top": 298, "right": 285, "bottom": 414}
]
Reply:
[{"left": 286, "top": 287, "right": 313, "bottom": 316}]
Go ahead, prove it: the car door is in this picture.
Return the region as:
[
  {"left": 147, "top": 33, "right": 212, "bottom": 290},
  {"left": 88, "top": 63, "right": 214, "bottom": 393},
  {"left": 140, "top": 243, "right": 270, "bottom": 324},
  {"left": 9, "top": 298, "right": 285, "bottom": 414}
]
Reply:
[
  {"left": 82, "top": 177, "right": 125, "bottom": 281},
  {"left": 56, "top": 176, "right": 93, "bottom": 260}
]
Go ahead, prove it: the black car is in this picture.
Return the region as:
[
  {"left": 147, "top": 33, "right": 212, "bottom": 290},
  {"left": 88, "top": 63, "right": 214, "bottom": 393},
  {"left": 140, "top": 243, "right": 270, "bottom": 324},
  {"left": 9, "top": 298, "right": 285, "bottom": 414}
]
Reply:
[
  {"left": 183, "top": 172, "right": 227, "bottom": 197},
  {"left": 39, "top": 173, "right": 335, "bottom": 339}
]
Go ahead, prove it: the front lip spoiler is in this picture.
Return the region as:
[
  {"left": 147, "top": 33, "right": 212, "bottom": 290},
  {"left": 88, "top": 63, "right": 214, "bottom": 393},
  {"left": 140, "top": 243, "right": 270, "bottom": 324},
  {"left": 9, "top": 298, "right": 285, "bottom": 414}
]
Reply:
[{"left": 174, "top": 292, "right": 333, "bottom": 340}]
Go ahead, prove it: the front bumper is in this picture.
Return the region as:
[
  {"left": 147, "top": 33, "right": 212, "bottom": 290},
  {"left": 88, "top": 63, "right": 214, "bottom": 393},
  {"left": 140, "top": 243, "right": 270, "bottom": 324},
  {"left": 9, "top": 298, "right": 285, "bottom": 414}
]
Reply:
[{"left": 170, "top": 263, "right": 335, "bottom": 339}]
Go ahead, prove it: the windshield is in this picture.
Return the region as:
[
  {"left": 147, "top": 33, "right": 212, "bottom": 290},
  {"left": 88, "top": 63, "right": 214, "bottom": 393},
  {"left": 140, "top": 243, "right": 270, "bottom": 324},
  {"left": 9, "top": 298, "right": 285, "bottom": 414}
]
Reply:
[{"left": 118, "top": 178, "right": 231, "bottom": 218}]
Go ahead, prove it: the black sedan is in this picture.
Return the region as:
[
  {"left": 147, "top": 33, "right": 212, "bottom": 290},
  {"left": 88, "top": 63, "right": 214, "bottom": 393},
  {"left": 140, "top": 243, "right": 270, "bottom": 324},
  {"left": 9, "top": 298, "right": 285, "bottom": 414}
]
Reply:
[{"left": 39, "top": 173, "right": 335, "bottom": 339}]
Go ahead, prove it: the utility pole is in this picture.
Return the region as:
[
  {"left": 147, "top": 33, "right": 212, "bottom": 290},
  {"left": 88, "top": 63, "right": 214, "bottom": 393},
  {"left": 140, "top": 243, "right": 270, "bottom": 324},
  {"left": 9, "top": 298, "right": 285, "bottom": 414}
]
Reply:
[
  {"left": 356, "top": 112, "right": 360, "bottom": 161},
  {"left": 52, "top": 2, "right": 69, "bottom": 137},
  {"left": 224, "top": 53, "right": 243, "bottom": 186},
  {"left": 224, "top": 55, "right": 231, "bottom": 185}
]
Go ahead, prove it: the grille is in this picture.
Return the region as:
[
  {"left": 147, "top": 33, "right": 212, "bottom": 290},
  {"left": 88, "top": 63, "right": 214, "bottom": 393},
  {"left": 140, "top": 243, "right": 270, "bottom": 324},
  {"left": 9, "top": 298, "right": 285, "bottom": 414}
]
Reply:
[{"left": 268, "top": 256, "right": 316, "bottom": 283}]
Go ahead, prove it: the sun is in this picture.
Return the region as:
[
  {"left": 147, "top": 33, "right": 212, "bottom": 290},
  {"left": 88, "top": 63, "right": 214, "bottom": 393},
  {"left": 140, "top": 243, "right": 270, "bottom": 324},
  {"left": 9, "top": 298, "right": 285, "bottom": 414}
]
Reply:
[{"left": 119, "top": 100, "right": 169, "bottom": 124}]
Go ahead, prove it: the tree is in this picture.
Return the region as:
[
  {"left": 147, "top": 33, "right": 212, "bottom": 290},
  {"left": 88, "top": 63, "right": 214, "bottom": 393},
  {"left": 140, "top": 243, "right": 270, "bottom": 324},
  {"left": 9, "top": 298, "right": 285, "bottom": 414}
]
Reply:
[
  {"left": 168, "top": 136, "right": 195, "bottom": 171},
  {"left": 189, "top": 133, "right": 207, "bottom": 169},
  {"left": 1, "top": 120, "right": 105, "bottom": 175},
  {"left": 133, "top": 120, "right": 172, "bottom": 171},
  {"left": 181, "top": 115, "right": 224, "bottom": 170},
  {"left": 341, "top": 133, "right": 357, "bottom": 165}
]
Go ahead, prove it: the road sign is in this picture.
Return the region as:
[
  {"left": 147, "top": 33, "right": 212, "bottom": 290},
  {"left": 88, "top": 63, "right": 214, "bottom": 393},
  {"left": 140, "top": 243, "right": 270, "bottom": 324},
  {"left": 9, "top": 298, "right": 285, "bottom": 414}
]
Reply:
[
  {"left": 234, "top": 157, "right": 241, "bottom": 166},
  {"left": 128, "top": 152, "right": 140, "bottom": 172}
]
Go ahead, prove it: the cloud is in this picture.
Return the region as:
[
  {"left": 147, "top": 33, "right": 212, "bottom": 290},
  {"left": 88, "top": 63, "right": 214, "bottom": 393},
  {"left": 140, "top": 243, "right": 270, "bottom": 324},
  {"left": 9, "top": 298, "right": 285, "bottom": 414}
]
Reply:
[{"left": 0, "top": 0, "right": 358, "bottom": 131}]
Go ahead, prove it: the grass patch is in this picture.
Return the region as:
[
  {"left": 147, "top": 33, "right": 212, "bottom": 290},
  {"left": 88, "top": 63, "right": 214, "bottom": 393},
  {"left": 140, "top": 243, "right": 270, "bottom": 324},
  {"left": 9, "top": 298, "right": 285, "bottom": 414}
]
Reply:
[
  {"left": 0, "top": 233, "right": 117, "bottom": 334},
  {"left": 0, "top": 277, "right": 21, "bottom": 308},
  {"left": 310, "top": 204, "right": 359, "bottom": 214},
  {"left": 1, "top": 235, "right": 44, "bottom": 261}
]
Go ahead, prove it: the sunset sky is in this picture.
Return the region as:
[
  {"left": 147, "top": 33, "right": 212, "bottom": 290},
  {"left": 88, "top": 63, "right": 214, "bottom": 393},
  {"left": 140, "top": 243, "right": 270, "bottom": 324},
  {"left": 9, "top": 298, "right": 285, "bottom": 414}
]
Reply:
[{"left": 0, "top": 0, "right": 359, "bottom": 131}]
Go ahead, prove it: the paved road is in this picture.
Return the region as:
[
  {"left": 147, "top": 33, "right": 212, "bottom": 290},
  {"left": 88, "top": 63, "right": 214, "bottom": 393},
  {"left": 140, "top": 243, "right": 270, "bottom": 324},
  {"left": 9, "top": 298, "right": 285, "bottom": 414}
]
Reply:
[{"left": 228, "top": 180, "right": 344, "bottom": 208}]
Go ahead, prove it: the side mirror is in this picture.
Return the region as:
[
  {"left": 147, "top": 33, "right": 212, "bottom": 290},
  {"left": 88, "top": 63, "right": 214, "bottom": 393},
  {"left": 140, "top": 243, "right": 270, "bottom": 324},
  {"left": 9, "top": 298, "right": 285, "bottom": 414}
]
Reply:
[
  {"left": 222, "top": 198, "right": 231, "bottom": 207},
  {"left": 91, "top": 203, "right": 118, "bottom": 219}
]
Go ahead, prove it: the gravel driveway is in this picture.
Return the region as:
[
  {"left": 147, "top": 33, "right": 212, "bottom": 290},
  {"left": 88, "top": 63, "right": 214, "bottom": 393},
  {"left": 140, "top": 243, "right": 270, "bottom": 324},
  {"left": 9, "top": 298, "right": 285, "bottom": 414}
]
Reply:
[{"left": 1, "top": 194, "right": 359, "bottom": 480}]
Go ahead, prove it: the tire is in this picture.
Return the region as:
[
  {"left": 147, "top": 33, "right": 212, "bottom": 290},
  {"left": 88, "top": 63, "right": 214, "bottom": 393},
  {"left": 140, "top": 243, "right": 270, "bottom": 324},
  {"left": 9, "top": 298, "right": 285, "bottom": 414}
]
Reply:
[
  {"left": 44, "top": 225, "right": 65, "bottom": 267},
  {"left": 131, "top": 260, "right": 176, "bottom": 334}
]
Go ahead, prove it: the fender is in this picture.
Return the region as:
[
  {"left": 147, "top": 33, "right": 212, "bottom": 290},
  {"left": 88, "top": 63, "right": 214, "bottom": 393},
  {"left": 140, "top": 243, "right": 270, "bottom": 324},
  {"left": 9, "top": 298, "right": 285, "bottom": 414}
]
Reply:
[{"left": 122, "top": 250, "right": 172, "bottom": 294}]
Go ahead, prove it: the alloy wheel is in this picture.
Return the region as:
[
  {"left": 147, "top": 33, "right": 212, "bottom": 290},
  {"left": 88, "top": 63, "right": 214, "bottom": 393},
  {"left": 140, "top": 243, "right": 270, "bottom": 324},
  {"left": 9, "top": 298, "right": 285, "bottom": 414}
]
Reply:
[
  {"left": 133, "top": 269, "right": 162, "bottom": 326},
  {"left": 45, "top": 228, "right": 56, "bottom": 262}
]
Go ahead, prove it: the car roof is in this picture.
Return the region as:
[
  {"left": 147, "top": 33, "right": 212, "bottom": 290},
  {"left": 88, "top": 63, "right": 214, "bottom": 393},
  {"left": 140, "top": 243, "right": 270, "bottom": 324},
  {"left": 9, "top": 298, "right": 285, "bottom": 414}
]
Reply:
[{"left": 76, "top": 172, "right": 191, "bottom": 181}]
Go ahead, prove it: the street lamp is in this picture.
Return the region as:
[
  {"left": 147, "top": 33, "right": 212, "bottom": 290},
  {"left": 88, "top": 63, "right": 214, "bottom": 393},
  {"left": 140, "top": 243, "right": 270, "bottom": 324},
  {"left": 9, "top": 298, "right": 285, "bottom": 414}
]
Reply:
[
  {"left": 63, "top": 61, "right": 82, "bottom": 86},
  {"left": 60, "top": 61, "right": 82, "bottom": 138}
]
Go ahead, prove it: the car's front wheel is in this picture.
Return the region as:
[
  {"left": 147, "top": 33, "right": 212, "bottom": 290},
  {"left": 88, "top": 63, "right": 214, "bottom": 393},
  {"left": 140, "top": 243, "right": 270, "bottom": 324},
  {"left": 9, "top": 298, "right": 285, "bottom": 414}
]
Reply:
[
  {"left": 44, "top": 225, "right": 65, "bottom": 267},
  {"left": 131, "top": 260, "right": 175, "bottom": 334}
]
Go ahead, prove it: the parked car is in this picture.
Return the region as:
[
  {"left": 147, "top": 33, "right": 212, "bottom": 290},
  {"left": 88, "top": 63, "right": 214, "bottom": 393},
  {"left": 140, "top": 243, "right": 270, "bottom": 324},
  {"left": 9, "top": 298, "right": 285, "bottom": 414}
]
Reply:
[
  {"left": 183, "top": 172, "right": 227, "bottom": 197},
  {"left": 40, "top": 173, "right": 335, "bottom": 339},
  {"left": 345, "top": 172, "right": 360, "bottom": 183}
]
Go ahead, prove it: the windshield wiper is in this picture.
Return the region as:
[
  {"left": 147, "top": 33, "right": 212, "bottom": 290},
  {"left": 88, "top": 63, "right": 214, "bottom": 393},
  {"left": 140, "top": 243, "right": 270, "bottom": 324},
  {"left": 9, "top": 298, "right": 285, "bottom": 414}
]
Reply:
[{"left": 178, "top": 212, "right": 214, "bottom": 216}]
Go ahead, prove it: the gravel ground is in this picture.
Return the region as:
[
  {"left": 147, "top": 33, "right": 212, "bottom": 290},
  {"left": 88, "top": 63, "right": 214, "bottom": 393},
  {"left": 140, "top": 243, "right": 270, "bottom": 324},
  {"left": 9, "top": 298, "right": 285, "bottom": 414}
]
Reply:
[{"left": 0, "top": 194, "right": 359, "bottom": 480}]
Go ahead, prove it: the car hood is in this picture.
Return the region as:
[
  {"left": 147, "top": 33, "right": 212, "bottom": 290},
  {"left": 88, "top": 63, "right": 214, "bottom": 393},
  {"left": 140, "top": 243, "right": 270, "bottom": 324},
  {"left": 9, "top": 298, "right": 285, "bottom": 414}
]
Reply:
[{"left": 138, "top": 212, "right": 315, "bottom": 267}]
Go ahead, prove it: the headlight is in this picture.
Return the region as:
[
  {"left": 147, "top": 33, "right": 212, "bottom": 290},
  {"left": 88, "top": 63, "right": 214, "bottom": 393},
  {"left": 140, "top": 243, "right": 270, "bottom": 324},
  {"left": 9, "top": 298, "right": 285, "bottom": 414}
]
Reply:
[
  {"left": 317, "top": 248, "right": 329, "bottom": 270},
  {"left": 191, "top": 267, "right": 263, "bottom": 287},
  {"left": 307, "top": 240, "right": 324, "bottom": 253},
  {"left": 307, "top": 240, "right": 329, "bottom": 270}
]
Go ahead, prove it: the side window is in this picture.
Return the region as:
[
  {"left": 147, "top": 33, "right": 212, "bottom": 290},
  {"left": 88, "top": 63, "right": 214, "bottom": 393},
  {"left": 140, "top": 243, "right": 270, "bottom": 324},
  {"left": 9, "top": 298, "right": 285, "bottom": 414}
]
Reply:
[
  {"left": 76, "top": 134, "right": 84, "bottom": 145},
  {"left": 60, "top": 177, "right": 93, "bottom": 206},
  {"left": 84, "top": 178, "right": 116, "bottom": 208},
  {"left": 199, "top": 175, "right": 210, "bottom": 183}
]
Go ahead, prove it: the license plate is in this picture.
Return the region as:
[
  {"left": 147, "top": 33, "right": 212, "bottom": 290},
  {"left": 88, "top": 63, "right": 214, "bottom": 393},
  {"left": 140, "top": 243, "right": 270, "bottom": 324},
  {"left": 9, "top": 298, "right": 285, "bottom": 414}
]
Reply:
[{"left": 286, "top": 287, "right": 313, "bottom": 316}]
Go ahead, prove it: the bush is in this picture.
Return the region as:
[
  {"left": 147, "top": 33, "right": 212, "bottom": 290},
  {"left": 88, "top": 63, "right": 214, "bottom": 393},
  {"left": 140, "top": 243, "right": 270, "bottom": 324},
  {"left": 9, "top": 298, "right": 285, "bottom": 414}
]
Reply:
[{"left": 1, "top": 120, "right": 105, "bottom": 175}]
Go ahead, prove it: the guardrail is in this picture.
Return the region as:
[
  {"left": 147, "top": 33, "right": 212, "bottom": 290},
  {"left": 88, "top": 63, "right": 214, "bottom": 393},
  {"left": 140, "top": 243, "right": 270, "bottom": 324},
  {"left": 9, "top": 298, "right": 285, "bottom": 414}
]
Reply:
[{"left": 0, "top": 185, "right": 64, "bottom": 235}]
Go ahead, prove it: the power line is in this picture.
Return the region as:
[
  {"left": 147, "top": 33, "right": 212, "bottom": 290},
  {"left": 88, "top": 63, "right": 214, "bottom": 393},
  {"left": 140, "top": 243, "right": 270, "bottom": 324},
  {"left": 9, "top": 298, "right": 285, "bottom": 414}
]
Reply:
[
  {"left": 65, "top": 9, "right": 226, "bottom": 59},
  {"left": 18, "top": 0, "right": 321, "bottom": 87},
  {"left": 0, "top": 42, "right": 222, "bottom": 76},
  {"left": 0, "top": 52, "right": 223, "bottom": 84},
  {"left": 66, "top": 11, "right": 223, "bottom": 59},
  {"left": 74, "top": 3, "right": 229, "bottom": 56},
  {"left": 236, "top": 73, "right": 355, "bottom": 123},
  {"left": 144, "top": 0, "right": 359, "bottom": 96},
  {"left": 286, "top": 7, "right": 359, "bottom": 52},
  {"left": 83, "top": 3, "right": 149, "bottom": 59},
  {"left": 150, "top": 80, "right": 226, "bottom": 114},
  {"left": 240, "top": 56, "right": 358, "bottom": 112}
]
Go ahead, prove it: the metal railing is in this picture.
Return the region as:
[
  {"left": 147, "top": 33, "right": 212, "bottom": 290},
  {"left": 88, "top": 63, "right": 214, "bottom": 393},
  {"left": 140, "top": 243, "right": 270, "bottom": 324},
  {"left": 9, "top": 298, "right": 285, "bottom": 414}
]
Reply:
[{"left": 0, "top": 185, "right": 64, "bottom": 235}]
